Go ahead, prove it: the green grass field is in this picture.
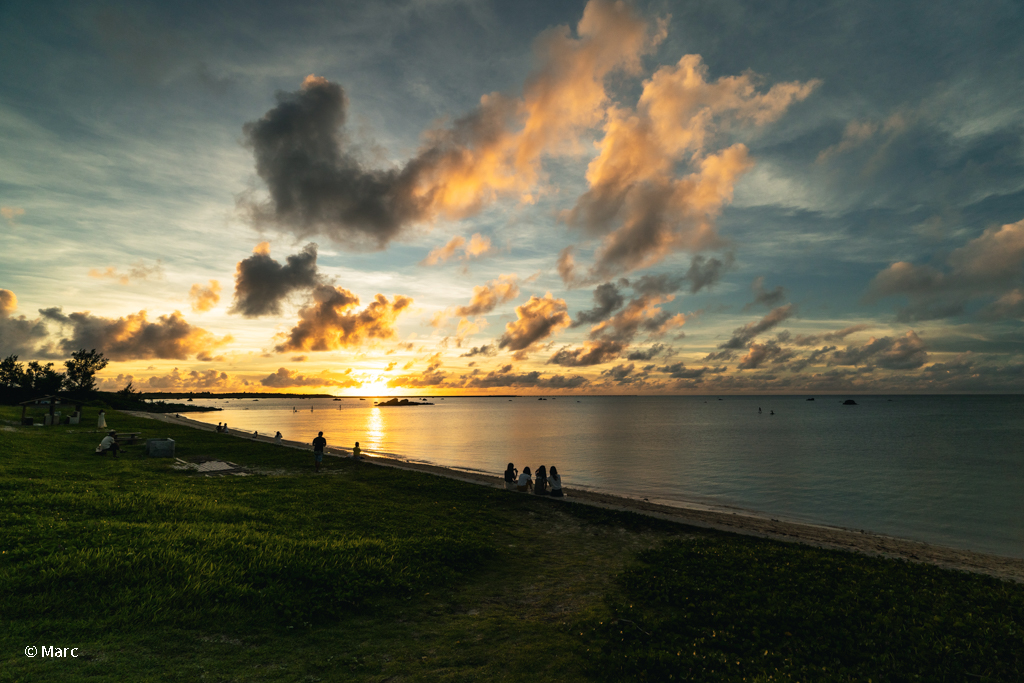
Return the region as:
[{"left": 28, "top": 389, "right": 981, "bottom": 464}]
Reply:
[{"left": 2, "top": 406, "right": 1022, "bottom": 682}]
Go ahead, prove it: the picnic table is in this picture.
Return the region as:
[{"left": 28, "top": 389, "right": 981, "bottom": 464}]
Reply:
[{"left": 118, "top": 432, "right": 143, "bottom": 445}]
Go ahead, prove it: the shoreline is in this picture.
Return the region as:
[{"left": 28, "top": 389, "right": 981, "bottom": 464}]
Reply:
[{"left": 134, "top": 410, "right": 1024, "bottom": 583}]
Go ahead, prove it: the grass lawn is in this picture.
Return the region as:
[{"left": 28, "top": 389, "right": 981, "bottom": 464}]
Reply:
[{"left": 1, "top": 406, "right": 1022, "bottom": 682}]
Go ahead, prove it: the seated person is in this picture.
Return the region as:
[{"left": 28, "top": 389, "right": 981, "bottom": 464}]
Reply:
[
  {"left": 534, "top": 465, "right": 549, "bottom": 495},
  {"left": 548, "top": 466, "right": 564, "bottom": 497},
  {"left": 274, "top": 431, "right": 283, "bottom": 443},
  {"left": 517, "top": 466, "right": 533, "bottom": 493},
  {"left": 503, "top": 463, "right": 518, "bottom": 491},
  {"left": 96, "top": 431, "right": 120, "bottom": 457}
]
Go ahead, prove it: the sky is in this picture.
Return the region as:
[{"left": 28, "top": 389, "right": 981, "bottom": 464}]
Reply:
[{"left": 2, "top": 0, "right": 1023, "bottom": 395}]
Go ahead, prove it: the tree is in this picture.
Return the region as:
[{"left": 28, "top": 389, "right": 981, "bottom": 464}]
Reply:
[
  {"left": 0, "top": 355, "right": 25, "bottom": 388},
  {"left": 64, "top": 349, "right": 109, "bottom": 396},
  {"left": 23, "top": 361, "right": 65, "bottom": 395}
]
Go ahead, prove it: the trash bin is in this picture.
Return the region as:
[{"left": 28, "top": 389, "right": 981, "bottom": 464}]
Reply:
[{"left": 145, "top": 438, "right": 176, "bottom": 458}]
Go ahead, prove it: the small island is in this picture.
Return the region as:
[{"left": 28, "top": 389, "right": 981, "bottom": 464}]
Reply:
[{"left": 374, "top": 398, "right": 434, "bottom": 407}]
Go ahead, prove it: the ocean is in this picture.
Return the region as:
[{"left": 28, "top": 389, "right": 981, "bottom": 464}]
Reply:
[{"left": 179, "top": 394, "right": 1024, "bottom": 559}]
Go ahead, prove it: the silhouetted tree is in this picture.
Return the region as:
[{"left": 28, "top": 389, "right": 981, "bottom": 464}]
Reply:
[
  {"left": 64, "top": 349, "right": 108, "bottom": 396},
  {"left": 0, "top": 355, "right": 25, "bottom": 389},
  {"left": 23, "top": 361, "right": 65, "bottom": 395}
]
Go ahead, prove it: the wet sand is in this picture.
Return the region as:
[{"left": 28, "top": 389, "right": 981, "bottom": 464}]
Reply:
[{"left": 138, "top": 411, "right": 1024, "bottom": 583}]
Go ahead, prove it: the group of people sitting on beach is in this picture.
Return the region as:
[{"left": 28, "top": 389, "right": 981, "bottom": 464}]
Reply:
[
  {"left": 215, "top": 422, "right": 228, "bottom": 433},
  {"left": 503, "top": 463, "right": 563, "bottom": 497}
]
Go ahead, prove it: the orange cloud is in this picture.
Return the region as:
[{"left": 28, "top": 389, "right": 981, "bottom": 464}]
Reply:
[
  {"left": 454, "top": 275, "right": 520, "bottom": 317},
  {"left": 1, "top": 206, "right": 25, "bottom": 225},
  {"left": 0, "top": 288, "right": 15, "bottom": 316},
  {"left": 88, "top": 260, "right": 164, "bottom": 285},
  {"left": 567, "top": 54, "right": 817, "bottom": 277},
  {"left": 421, "top": 233, "right": 494, "bottom": 266},
  {"left": 261, "top": 367, "right": 361, "bottom": 388},
  {"left": 189, "top": 280, "right": 222, "bottom": 313},
  {"left": 39, "top": 308, "right": 230, "bottom": 361},
  {"left": 497, "top": 292, "right": 571, "bottom": 353},
  {"left": 275, "top": 285, "right": 413, "bottom": 352}
]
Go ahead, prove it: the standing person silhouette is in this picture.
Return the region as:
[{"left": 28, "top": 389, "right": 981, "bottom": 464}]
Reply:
[{"left": 312, "top": 431, "right": 327, "bottom": 472}]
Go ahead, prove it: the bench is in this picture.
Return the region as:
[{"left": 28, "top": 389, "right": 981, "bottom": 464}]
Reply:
[{"left": 118, "top": 432, "right": 143, "bottom": 445}]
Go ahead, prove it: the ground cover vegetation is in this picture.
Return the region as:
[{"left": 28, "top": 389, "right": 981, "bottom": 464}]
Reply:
[{"left": 1, "top": 405, "right": 1022, "bottom": 682}]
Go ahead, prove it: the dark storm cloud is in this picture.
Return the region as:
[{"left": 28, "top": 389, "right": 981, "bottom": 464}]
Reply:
[
  {"left": 242, "top": 77, "right": 426, "bottom": 248},
  {"left": 230, "top": 243, "right": 322, "bottom": 317}
]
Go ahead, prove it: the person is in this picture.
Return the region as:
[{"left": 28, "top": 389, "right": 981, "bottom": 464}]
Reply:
[
  {"left": 503, "top": 463, "right": 518, "bottom": 491},
  {"left": 534, "top": 465, "right": 548, "bottom": 495},
  {"left": 97, "top": 430, "right": 119, "bottom": 457},
  {"left": 770, "top": 410, "right": 775, "bottom": 415},
  {"left": 252, "top": 430, "right": 259, "bottom": 439},
  {"left": 312, "top": 431, "right": 327, "bottom": 472},
  {"left": 216, "top": 422, "right": 223, "bottom": 432},
  {"left": 274, "top": 431, "right": 283, "bottom": 444},
  {"left": 758, "top": 407, "right": 762, "bottom": 414},
  {"left": 517, "top": 466, "right": 533, "bottom": 493},
  {"left": 97, "top": 410, "right": 107, "bottom": 429},
  {"left": 222, "top": 422, "right": 228, "bottom": 433},
  {"left": 352, "top": 441, "right": 361, "bottom": 459},
  {"left": 548, "top": 466, "right": 564, "bottom": 497}
]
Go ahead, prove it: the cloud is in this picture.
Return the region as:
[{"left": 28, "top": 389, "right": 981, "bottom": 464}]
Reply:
[
  {"left": 572, "top": 282, "right": 627, "bottom": 326},
  {"left": 453, "top": 275, "right": 520, "bottom": 317},
  {"left": 792, "top": 324, "right": 872, "bottom": 346},
  {"left": 143, "top": 368, "right": 231, "bottom": 390},
  {"left": 243, "top": 2, "right": 663, "bottom": 249},
  {"left": 737, "top": 340, "right": 797, "bottom": 369},
  {"left": 626, "top": 343, "right": 670, "bottom": 361},
  {"left": 716, "top": 304, "right": 795, "bottom": 350},
  {"left": 744, "top": 276, "right": 785, "bottom": 310},
  {"left": 39, "top": 308, "right": 229, "bottom": 361},
  {"left": 0, "top": 289, "right": 17, "bottom": 316},
  {"left": 274, "top": 284, "right": 412, "bottom": 352},
  {"left": 88, "top": 259, "right": 164, "bottom": 285},
  {"left": 588, "top": 292, "right": 685, "bottom": 343},
  {"left": 460, "top": 344, "right": 497, "bottom": 358},
  {"left": 189, "top": 280, "right": 221, "bottom": 313},
  {"left": 421, "top": 233, "right": 494, "bottom": 266},
  {"left": 816, "top": 112, "right": 910, "bottom": 163},
  {"left": 658, "top": 362, "right": 726, "bottom": 380},
  {"left": 0, "top": 289, "right": 50, "bottom": 357},
  {"left": 497, "top": 293, "right": 571, "bottom": 353},
  {"left": 979, "top": 288, "right": 1024, "bottom": 321},
  {"left": 565, "top": 54, "right": 818, "bottom": 277},
  {"left": 548, "top": 338, "right": 624, "bottom": 366},
  {"left": 1, "top": 206, "right": 25, "bottom": 225},
  {"left": 830, "top": 330, "right": 928, "bottom": 370},
  {"left": 866, "top": 218, "right": 1024, "bottom": 321},
  {"left": 230, "top": 242, "right": 321, "bottom": 317},
  {"left": 260, "top": 367, "right": 361, "bottom": 388}
]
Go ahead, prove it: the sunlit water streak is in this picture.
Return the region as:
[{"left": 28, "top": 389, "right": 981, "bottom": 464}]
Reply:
[{"left": 182, "top": 394, "right": 1024, "bottom": 559}]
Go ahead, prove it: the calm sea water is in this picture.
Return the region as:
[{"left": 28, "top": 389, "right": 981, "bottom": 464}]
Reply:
[{"left": 180, "top": 394, "right": 1024, "bottom": 559}]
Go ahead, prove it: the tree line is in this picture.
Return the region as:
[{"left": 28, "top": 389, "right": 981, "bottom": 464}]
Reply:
[{"left": 0, "top": 349, "right": 109, "bottom": 402}]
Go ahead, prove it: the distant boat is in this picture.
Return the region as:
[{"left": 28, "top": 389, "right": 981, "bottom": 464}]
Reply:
[
  {"left": 359, "top": 398, "right": 365, "bottom": 400},
  {"left": 333, "top": 398, "right": 341, "bottom": 401},
  {"left": 806, "top": 398, "right": 815, "bottom": 401}
]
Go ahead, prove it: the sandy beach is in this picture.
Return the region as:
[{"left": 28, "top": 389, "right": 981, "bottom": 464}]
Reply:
[{"left": 138, "top": 411, "right": 1024, "bottom": 584}]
